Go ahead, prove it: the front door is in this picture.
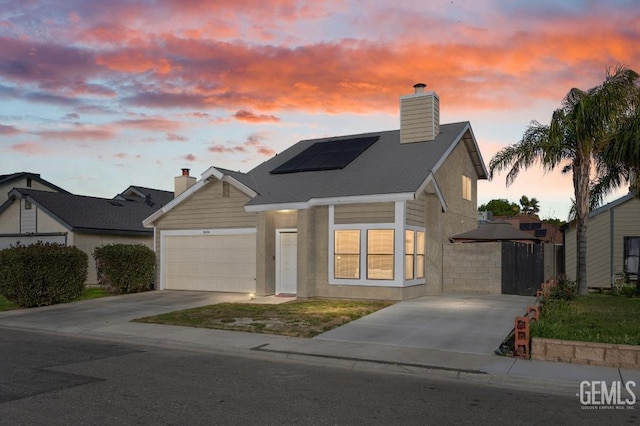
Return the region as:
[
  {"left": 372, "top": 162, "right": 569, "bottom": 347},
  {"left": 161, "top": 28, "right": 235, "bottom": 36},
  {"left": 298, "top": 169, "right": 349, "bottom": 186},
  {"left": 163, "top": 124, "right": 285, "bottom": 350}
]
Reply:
[{"left": 277, "top": 232, "right": 297, "bottom": 295}]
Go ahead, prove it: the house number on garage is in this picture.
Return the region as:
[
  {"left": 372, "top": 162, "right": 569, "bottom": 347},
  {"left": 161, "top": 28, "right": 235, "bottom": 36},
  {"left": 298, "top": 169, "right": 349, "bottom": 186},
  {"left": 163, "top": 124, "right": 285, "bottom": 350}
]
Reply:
[{"left": 202, "top": 230, "right": 211, "bottom": 234}]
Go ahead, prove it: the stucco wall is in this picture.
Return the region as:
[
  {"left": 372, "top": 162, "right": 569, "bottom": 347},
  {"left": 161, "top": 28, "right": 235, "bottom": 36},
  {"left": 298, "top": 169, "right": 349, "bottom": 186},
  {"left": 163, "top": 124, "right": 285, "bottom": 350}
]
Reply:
[
  {"left": 74, "top": 233, "right": 153, "bottom": 285},
  {"left": 442, "top": 242, "right": 502, "bottom": 294}
]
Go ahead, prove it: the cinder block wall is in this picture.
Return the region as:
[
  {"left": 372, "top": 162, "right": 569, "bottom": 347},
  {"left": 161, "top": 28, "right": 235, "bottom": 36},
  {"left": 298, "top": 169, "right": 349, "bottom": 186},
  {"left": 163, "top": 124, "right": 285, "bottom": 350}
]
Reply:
[{"left": 442, "top": 242, "right": 501, "bottom": 294}]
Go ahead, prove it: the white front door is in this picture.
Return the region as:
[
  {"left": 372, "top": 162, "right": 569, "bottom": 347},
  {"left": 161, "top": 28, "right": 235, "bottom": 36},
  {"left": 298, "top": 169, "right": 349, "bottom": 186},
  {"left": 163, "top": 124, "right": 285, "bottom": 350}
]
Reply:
[{"left": 277, "top": 231, "right": 297, "bottom": 295}]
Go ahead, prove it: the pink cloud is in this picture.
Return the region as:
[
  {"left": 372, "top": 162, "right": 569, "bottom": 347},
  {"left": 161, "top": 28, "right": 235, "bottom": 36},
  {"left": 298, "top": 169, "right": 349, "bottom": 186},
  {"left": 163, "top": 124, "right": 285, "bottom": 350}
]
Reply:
[
  {"left": 0, "top": 124, "right": 20, "bottom": 135},
  {"left": 234, "top": 110, "right": 280, "bottom": 123},
  {"left": 184, "top": 154, "right": 197, "bottom": 161},
  {"left": 208, "top": 133, "right": 275, "bottom": 157},
  {"left": 114, "top": 152, "right": 127, "bottom": 159},
  {"left": 10, "top": 142, "right": 46, "bottom": 155},
  {"left": 166, "top": 133, "right": 187, "bottom": 142}
]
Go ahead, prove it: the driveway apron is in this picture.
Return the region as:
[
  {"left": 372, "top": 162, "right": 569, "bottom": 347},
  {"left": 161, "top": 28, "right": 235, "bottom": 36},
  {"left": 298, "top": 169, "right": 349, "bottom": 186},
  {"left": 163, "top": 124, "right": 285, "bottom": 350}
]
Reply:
[{"left": 315, "top": 294, "right": 535, "bottom": 355}]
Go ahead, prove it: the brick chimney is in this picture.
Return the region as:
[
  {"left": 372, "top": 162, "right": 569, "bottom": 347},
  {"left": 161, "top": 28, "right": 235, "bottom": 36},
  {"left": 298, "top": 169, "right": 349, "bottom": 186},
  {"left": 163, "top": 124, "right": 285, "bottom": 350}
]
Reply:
[
  {"left": 174, "top": 168, "right": 196, "bottom": 197},
  {"left": 400, "top": 83, "right": 440, "bottom": 143}
]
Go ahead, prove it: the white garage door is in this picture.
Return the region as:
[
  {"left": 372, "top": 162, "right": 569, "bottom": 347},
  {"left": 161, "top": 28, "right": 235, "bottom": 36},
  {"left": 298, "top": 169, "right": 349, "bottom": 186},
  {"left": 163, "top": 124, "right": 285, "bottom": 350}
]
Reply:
[{"left": 163, "top": 232, "right": 256, "bottom": 292}]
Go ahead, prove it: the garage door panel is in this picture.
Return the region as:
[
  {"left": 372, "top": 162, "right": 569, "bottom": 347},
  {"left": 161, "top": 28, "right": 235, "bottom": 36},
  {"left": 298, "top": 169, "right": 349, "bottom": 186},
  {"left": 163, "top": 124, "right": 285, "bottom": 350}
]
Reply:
[{"left": 163, "top": 233, "right": 256, "bottom": 292}]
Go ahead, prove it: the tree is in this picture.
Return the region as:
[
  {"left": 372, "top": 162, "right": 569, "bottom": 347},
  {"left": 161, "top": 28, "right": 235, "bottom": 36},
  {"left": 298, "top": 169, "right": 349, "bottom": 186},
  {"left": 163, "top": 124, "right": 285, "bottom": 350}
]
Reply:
[
  {"left": 489, "top": 66, "right": 640, "bottom": 295},
  {"left": 478, "top": 199, "right": 520, "bottom": 216},
  {"left": 519, "top": 195, "right": 540, "bottom": 215}
]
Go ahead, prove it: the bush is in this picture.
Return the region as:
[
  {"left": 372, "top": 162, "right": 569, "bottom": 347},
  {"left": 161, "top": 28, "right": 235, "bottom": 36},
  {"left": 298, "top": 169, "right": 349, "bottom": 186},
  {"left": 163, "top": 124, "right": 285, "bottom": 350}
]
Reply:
[
  {"left": 0, "top": 243, "right": 88, "bottom": 307},
  {"left": 547, "top": 278, "right": 577, "bottom": 301},
  {"left": 94, "top": 244, "right": 155, "bottom": 294}
]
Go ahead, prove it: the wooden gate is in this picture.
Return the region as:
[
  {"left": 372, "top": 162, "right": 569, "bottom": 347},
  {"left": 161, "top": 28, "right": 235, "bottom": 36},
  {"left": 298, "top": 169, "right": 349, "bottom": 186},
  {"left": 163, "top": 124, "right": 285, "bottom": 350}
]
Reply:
[{"left": 501, "top": 242, "right": 544, "bottom": 295}]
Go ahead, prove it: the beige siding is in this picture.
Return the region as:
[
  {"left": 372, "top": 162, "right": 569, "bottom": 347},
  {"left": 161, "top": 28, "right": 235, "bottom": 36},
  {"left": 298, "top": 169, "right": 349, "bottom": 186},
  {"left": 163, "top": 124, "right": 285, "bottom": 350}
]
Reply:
[
  {"left": 400, "top": 94, "right": 439, "bottom": 143},
  {"left": 0, "top": 178, "right": 61, "bottom": 202},
  {"left": 0, "top": 201, "right": 20, "bottom": 233},
  {"left": 36, "top": 209, "right": 69, "bottom": 233},
  {"left": 334, "top": 202, "right": 394, "bottom": 224},
  {"left": 406, "top": 196, "right": 425, "bottom": 226},
  {"left": 613, "top": 197, "right": 640, "bottom": 277},
  {"left": 586, "top": 212, "right": 611, "bottom": 287},
  {"left": 155, "top": 180, "right": 256, "bottom": 230}
]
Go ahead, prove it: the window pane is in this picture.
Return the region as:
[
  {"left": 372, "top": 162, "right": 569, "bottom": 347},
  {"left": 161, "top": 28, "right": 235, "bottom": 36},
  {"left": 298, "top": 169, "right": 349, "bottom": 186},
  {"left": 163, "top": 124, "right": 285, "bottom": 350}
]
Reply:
[
  {"left": 368, "top": 230, "right": 394, "bottom": 254},
  {"left": 416, "top": 231, "right": 425, "bottom": 255},
  {"left": 405, "top": 230, "right": 414, "bottom": 254},
  {"left": 335, "top": 254, "right": 360, "bottom": 279},
  {"left": 405, "top": 255, "right": 414, "bottom": 280},
  {"left": 335, "top": 230, "right": 360, "bottom": 254},
  {"left": 416, "top": 255, "right": 425, "bottom": 279},
  {"left": 368, "top": 255, "right": 394, "bottom": 280}
]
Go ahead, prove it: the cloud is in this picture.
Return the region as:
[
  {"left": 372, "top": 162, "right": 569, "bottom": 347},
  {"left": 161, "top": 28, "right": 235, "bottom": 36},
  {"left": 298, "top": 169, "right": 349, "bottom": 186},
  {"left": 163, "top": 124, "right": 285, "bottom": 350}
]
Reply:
[
  {"left": 184, "top": 153, "right": 197, "bottom": 161},
  {"left": 116, "top": 118, "right": 183, "bottom": 131},
  {"left": 35, "top": 128, "right": 115, "bottom": 141},
  {"left": 114, "top": 152, "right": 127, "bottom": 159},
  {"left": 234, "top": 110, "right": 280, "bottom": 123},
  {"left": 208, "top": 133, "right": 275, "bottom": 157},
  {"left": 62, "top": 113, "right": 80, "bottom": 120},
  {"left": 10, "top": 142, "right": 47, "bottom": 155},
  {"left": 0, "top": 124, "right": 20, "bottom": 135},
  {"left": 166, "top": 133, "right": 187, "bottom": 142}
]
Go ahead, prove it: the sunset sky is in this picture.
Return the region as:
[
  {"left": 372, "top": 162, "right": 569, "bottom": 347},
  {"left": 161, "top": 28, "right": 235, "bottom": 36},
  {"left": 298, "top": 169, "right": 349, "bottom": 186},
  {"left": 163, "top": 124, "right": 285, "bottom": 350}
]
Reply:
[{"left": 1, "top": 0, "right": 639, "bottom": 220}]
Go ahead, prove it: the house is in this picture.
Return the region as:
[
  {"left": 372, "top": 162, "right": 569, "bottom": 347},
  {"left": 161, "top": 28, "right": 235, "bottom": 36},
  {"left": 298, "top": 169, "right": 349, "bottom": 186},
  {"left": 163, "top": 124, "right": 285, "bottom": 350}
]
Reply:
[
  {"left": 0, "top": 172, "right": 69, "bottom": 202},
  {"left": 492, "top": 214, "right": 563, "bottom": 244},
  {"left": 0, "top": 186, "right": 172, "bottom": 284},
  {"left": 564, "top": 192, "right": 640, "bottom": 288},
  {"left": 144, "top": 84, "right": 488, "bottom": 300}
]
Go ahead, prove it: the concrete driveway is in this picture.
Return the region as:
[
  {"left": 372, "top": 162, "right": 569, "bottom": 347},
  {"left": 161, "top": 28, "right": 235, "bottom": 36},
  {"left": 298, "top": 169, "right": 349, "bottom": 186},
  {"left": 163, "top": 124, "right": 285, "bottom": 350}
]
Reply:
[{"left": 315, "top": 294, "right": 535, "bottom": 355}]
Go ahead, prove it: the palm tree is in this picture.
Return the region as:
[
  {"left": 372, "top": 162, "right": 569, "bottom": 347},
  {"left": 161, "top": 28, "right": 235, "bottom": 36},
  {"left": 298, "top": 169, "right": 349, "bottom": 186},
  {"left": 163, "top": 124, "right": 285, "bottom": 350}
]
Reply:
[{"left": 489, "top": 66, "right": 640, "bottom": 295}]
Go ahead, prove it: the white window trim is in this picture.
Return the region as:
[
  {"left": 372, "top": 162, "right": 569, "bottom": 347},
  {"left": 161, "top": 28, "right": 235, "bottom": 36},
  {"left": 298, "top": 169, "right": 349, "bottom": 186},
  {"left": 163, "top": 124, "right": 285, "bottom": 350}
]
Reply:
[
  {"left": 405, "top": 226, "right": 426, "bottom": 284},
  {"left": 159, "top": 228, "right": 256, "bottom": 291},
  {"left": 328, "top": 202, "right": 425, "bottom": 287}
]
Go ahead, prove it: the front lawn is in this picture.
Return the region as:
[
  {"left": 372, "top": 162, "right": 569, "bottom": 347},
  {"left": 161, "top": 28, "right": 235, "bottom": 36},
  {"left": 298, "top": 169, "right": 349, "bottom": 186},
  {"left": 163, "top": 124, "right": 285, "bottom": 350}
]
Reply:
[
  {"left": 0, "top": 286, "right": 109, "bottom": 311},
  {"left": 134, "top": 299, "right": 394, "bottom": 338},
  {"left": 531, "top": 293, "right": 640, "bottom": 345}
]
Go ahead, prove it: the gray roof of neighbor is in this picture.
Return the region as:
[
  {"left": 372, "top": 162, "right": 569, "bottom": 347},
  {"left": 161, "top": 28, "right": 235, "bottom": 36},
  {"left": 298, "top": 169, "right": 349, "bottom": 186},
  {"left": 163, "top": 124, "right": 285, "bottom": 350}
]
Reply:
[
  {"left": 0, "top": 172, "right": 70, "bottom": 194},
  {"left": 244, "top": 122, "right": 482, "bottom": 207},
  {"left": 8, "top": 188, "right": 159, "bottom": 235},
  {"left": 450, "top": 221, "right": 541, "bottom": 242},
  {"left": 115, "top": 185, "right": 174, "bottom": 207}
]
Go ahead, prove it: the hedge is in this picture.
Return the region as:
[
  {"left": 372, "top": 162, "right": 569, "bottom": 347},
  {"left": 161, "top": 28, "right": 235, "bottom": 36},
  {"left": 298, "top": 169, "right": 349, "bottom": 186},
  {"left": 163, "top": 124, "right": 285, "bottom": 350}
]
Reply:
[
  {"left": 94, "top": 244, "right": 155, "bottom": 294},
  {"left": 0, "top": 243, "right": 88, "bottom": 307}
]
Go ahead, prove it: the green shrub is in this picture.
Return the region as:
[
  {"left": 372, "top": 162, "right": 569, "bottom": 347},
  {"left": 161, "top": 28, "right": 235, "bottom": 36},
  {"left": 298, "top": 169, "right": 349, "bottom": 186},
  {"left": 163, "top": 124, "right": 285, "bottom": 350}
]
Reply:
[
  {"left": 0, "top": 243, "right": 88, "bottom": 307},
  {"left": 93, "top": 244, "right": 155, "bottom": 294},
  {"left": 547, "top": 278, "right": 577, "bottom": 302}
]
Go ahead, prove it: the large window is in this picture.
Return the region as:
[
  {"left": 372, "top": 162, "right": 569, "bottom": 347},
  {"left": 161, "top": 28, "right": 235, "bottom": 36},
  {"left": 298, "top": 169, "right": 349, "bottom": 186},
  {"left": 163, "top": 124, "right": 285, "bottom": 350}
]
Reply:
[
  {"left": 334, "top": 230, "right": 360, "bottom": 279},
  {"left": 405, "top": 230, "right": 425, "bottom": 280},
  {"left": 624, "top": 237, "right": 640, "bottom": 275},
  {"left": 367, "top": 230, "right": 394, "bottom": 280}
]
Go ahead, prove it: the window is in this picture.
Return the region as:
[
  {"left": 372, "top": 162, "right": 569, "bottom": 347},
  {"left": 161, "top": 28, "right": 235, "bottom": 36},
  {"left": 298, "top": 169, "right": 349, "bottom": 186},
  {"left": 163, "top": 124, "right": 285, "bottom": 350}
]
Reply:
[
  {"left": 26, "top": 177, "right": 32, "bottom": 187},
  {"left": 367, "top": 230, "right": 394, "bottom": 280},
  {"left": 405, "top": 231, "right": 414, "bottom": 280},
  {"left": 334, "top": 230, "right": 360, "bottom": 279},
  {"left": 462, "top": 175, "right": 471, "bottom": 201},
  {"left": 24, "top": 200, "right": 32, "bottom": 210},
  {"left": 416, "top": 231, "right": 425, "bottom": 279},
  {"left": 624, "top": 237, "right": 639, "bottom": 275}
]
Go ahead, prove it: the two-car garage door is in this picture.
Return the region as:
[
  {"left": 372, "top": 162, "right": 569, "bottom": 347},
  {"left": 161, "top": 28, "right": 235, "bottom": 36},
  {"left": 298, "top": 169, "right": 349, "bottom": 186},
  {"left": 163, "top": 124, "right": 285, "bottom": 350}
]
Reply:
[{"left": 162, "top": 231, "right": 256, "bottom": 292}]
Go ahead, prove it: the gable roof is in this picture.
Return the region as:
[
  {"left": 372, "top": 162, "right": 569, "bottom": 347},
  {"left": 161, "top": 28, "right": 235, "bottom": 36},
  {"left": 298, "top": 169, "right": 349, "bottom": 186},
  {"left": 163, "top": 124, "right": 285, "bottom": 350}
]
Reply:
[
  {"left": 6, "top": 188, "right": 158, "bottom": 235},
  {"left": 243, "top": 122, "right": 485, "bottom": 211},
  {"left": 115, "top": 185, "right": 173, "bottom": 207},
  {"left": 588, "top": 191, "right": 637, "bottom": 218},
  {"left": 144, "top": 121, "right": 487, "bottom": 224},
  {"left": 0, "top": 172, "right": 70, "bottom": 194},
  {"left": 450, "top": 221, "right": 541, "bottom": 242}
]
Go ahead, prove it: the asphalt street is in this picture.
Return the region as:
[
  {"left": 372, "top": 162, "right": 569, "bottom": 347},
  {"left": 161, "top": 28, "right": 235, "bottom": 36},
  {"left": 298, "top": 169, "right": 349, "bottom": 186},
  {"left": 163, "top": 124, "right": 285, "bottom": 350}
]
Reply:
[{"left": 1, "top": 327, "right": 636, "bottom": 425}]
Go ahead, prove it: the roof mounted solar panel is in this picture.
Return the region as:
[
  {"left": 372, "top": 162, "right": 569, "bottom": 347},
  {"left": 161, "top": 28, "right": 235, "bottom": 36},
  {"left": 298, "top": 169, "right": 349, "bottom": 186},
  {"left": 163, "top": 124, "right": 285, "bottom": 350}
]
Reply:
[{"left": 270, "top": 136, "right": 379, "bottom": 174}]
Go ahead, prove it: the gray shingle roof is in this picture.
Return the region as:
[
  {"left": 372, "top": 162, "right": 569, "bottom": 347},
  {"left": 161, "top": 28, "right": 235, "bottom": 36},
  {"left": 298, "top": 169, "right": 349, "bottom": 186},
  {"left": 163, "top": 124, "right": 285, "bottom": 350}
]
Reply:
[
  {"left": 244, "top": 122, "right": 476, "bottom": 207},
  {"left": 450, "top": 221, "right": 540, "bottom": 242},
  {"left": 0, "top": 172, "right": 70, "bottom": 194},
  {"left": 115, "top": 186, "right": 174, "bottom": 207},
  {"left": 11, "top": 188, "right": 158, "bottom": 235}
]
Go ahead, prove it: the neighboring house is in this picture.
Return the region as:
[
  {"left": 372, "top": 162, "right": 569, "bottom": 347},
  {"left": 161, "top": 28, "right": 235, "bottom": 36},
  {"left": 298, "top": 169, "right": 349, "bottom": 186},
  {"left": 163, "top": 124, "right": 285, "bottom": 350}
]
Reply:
[
  {"left": 0, "top": 187, "right": 171, "bottom": 284},
  {"left": 564, "top": 192, "right": 640, "bottom": 288},
  {"left": 0, "top": 172, "right": 69, "bottom": 202},
  {"left": 144, "top": 84, "right": 488, "bottom": 300},
  {"left": 492, "top": 215, "right": 562, "bottom": 244},
  {"left": 450, "top": 221, "right": 541, "bottom": 243},
  {"left": 115, "top": 185, "right": 175, "bottom": 207}
]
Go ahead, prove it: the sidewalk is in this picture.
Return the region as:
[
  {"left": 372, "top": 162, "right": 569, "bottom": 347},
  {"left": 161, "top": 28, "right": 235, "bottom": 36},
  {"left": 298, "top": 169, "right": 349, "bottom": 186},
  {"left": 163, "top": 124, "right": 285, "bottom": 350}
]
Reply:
[{"left": 1, "top": 291, "right": 638, "bottom": 398}]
